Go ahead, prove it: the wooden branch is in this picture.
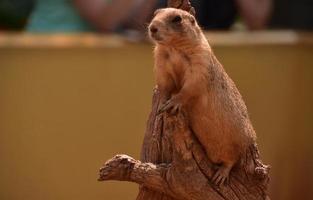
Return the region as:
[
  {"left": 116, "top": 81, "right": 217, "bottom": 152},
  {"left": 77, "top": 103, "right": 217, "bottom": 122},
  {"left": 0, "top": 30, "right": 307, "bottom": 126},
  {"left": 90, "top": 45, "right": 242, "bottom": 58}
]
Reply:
[
  {"left": 99, "top": 89, "right": 270, "bottom": 200},
  {"left": 98, "top": 154, "right": 175, "bottom": 196}
]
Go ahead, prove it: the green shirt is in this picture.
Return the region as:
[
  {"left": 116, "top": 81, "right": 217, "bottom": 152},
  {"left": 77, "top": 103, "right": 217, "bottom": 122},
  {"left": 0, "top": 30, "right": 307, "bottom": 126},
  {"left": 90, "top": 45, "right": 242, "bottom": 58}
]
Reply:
[{"left": 27, "top": 0, "right": 93, "bottom": 32}]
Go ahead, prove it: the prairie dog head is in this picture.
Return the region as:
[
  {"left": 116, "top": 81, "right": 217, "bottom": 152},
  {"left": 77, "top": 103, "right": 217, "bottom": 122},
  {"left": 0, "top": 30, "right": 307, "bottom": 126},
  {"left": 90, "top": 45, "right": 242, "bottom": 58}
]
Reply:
[{"left": 148, "top": 8, "right": 201, "bottom": 46}]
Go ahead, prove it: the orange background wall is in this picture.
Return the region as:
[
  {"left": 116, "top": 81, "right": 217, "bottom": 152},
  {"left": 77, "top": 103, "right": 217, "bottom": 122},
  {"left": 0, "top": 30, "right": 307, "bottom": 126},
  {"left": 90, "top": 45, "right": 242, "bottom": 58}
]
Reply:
[{"left": 0, "top": 34, "right": 312, "bottom": 200}]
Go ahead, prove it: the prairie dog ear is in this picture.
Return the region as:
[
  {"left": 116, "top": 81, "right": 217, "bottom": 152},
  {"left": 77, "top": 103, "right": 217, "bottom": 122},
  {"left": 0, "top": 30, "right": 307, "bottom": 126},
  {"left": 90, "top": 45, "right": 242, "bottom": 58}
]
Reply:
[
  {"left": 186, "top": 13, "right": 196, "bottom": 25},
  {"left": 153, "top": 9, "right": 164, "bottom": 17},
  {"left": 189, "top": 7, "right": 196, "bottom": 16}
]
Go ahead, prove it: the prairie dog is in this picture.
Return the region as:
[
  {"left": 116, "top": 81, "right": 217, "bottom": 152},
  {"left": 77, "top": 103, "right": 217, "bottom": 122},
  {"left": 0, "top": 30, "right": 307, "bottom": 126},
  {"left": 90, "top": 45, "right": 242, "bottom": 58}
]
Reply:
[{"left": 148, "top": 8, "right": 256, "bottom": 186}]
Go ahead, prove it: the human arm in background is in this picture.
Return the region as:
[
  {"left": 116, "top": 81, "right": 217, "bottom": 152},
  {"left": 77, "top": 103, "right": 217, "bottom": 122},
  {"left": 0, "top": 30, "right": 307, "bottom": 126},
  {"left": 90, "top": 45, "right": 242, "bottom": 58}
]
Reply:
[
  {"left": 73, "top": 0, "right": 140, "bottom": 32},
  {"left": 73, "top": 0, "right": 158, "bottom": 32},
  {"left": 124, "top": 0, "right": 158, "bottom": 31},
  {"left": 235, "top": 0, "right": 272, "bottom": 30}
]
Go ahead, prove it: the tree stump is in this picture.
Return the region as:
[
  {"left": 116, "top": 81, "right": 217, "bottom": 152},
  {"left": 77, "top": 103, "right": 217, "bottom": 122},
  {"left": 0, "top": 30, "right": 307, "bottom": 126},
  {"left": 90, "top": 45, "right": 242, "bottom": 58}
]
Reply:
[{"left": 98, "top": 1, "right": 270, "bottom": 199}]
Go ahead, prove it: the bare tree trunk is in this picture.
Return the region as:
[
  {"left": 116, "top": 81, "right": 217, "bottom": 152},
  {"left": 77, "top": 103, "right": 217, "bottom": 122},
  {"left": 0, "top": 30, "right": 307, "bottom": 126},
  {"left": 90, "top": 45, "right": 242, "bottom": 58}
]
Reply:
[{"left": 98, "top": 1, "right": 270, "bottom": 199}]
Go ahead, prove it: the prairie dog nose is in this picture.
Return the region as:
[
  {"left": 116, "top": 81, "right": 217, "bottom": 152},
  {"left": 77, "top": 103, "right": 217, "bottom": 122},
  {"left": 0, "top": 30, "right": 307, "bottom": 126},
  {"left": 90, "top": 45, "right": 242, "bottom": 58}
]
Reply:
[{"left": 150, "top": 25, "right": 158, "bottom": 33}]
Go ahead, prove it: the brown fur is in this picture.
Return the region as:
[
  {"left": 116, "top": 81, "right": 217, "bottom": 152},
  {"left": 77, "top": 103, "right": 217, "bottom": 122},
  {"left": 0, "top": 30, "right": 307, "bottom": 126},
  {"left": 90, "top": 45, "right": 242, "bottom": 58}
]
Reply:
[{"left": 148, "top": 8, "right": 256, "bottom": 186}]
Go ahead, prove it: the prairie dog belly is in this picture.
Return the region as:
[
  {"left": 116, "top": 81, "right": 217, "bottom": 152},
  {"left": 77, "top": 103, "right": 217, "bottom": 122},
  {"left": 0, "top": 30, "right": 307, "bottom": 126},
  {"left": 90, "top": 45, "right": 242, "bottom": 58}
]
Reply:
[{"left": 154, "top": 46, "right": 190, "bottom": 96}]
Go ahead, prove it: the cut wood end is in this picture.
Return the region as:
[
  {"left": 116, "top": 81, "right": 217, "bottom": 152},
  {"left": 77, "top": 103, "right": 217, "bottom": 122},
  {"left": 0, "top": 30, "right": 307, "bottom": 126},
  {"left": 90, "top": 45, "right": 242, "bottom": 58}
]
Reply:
[
  {"left": 98, "top": 154, "right": 136, "bottom": 181},
  {"left": 167, "top": 0, "right": 196, "bottom": 15}
]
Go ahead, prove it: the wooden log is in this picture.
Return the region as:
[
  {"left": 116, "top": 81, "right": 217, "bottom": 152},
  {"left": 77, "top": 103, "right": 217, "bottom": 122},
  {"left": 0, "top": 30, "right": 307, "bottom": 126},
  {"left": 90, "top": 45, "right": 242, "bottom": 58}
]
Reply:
[{"left": 99, "top": 88, "right": 270, "bottom": 200}]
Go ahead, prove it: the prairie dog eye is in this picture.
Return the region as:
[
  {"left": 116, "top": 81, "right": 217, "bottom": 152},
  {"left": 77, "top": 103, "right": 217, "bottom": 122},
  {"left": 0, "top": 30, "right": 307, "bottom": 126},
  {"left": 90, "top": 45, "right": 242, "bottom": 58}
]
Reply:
[{"left": 171, "top": 15, "right": 182, "bottom": 23}]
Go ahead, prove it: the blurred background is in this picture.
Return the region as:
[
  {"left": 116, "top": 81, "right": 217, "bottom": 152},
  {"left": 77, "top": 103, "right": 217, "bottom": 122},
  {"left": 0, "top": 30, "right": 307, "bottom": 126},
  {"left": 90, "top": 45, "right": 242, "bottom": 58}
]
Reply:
[{"left": 0, "top": 0, "right": 312, "bottom": 200}]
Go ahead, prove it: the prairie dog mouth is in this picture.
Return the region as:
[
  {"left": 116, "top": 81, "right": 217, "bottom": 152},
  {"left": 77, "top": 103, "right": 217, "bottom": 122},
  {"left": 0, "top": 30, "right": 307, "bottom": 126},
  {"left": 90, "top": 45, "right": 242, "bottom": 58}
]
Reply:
[
  {"left": 151, "top": 33, "right": 163, "bottom": 41},
  {"left": 149, "top": 25, "right": 163, "bottom": 41}
]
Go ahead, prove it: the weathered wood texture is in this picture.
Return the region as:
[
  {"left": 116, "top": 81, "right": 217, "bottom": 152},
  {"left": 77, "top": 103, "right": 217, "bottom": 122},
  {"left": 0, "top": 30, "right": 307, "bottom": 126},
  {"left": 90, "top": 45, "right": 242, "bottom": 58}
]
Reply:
[
  {"left": 98, "top": 0, "right": 270, "bottom": 199},
  {"left": 99, "top": 89, "right": 270, "bottom": 200},
  {"left": 167, "top": 0, "right": 195, "bottom": 15}
]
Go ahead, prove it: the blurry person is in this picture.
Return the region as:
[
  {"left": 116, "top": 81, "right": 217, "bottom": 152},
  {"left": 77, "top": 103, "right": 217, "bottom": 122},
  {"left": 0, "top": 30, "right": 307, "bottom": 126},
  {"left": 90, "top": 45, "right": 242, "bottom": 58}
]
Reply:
[
  {"left": 27, "top": 0, "right": 158, "bottom": 32},
  {"left": 27, "top": 0, "right": 92, "bottom": 32},
  {"left": 150, "top": 0, "right": 237, "bottom": 30},
  {"left": 74, "top": 0, "right": 158, "bottom": 32},
  {"left": 172, "top": 0, "right": 313, "bottom": 30},
  {"left": 0, "top": 0, "right": 34, "bottom": 30},
  {"left": 236, "top": 0, "right": 313, "bottom": 30},
  {"left": 269, "top": 0, "right": 313, "bottom": 30},
  {"left": 191, "top": 0, "right": 238, "bottom": 30},
  {"left": 235, "top": 0, "right": 272, "bottom": 30},
  {"left": 191, "top": 0, "right": 313, "bottom": 30}
]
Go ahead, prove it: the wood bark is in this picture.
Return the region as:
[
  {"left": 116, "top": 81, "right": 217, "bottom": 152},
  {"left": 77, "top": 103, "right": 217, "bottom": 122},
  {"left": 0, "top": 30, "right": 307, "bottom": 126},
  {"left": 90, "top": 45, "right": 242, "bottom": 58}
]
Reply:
[
  {"left": 99, "top": 89, "right": 270, "bottom": 200},
  {"left": 98, "top": 1, "right": 270, "bottom": 199}
]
